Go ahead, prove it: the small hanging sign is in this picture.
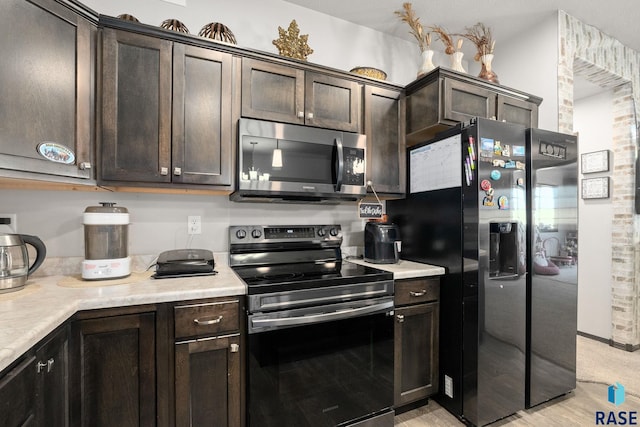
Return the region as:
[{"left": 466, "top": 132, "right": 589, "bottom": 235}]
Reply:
[{"left": 359, "top": 202, "right": 383, "bottom": 219}]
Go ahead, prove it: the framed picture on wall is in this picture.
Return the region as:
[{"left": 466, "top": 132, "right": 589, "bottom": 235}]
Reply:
[
  {"left": 581, "top": 150, "right": 610, "bottom": 174},
  {"left": 581, "top": 177, "right": 610, "bottom": 199}
]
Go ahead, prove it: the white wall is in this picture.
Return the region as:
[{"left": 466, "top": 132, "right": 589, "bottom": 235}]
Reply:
[
  {"left": 574, "top": 89, "right": 614, "bottom": 340},
  {"left": 81, "top": 0, "right": 420, "bottom": 85},
  {"left": 6, "top": 190, "right": 368, "bottom": 258},
  {"left": 494, "top": 12, "right": 559, "bottom": 131}
]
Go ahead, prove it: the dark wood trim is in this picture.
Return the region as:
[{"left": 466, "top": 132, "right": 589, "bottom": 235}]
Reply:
[{"left": 405, "top": 67, "right": 542, "bottom": 106}]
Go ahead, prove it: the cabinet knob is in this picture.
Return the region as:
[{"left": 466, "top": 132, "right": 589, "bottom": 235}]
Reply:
[
  {"left": 230, "top": 343, "right": 239, "bottom": 353},
  {"left": 160, "top": 167, "right": 169, "bottom": 176},
  {"left": 298, "top": 111, "right": 304, "bottom": 118},
  {"left": 36, "top": 358, "right": 54, "bottom": 374},
  {"left": 78, "top": 162, "right": 92, "bottom": 170},
  {"left": 396, "top": 314, "right": 405, "bottom": 323},
  {"left": 174, "top": 167, "right": 182, "bottom": 176},
  {"left": 307, "top": 112, "right": 314, "bottom": 120}
]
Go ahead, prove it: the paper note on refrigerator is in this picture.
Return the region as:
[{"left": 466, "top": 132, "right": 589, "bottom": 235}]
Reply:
[{"left": 410, "top": 134, "right": 462, "bottom": 193}]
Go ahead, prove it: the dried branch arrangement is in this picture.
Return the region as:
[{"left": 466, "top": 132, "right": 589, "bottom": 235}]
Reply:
[
  {"left": 394, "top": 2, "right": 431, "bottom": 52},
  {"left": 463, "top": 22, "right": 495, "bottom": 61},
  {"left": 431, "top": 25, "right": 463, "bottom": 55}
]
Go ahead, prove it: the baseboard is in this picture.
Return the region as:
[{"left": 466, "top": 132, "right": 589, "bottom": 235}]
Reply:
[
  {"left": 609, "top": 340, "right": 640, "bottom": 352},
  {"left": 577, "top": 330, "right": 610, "bottom": 344},
  {"left": 577, "top": 330, "right": 640, "bottom": 352}
]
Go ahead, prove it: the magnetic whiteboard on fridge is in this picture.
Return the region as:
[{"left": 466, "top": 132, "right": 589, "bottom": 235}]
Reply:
[{"left": 409, "top": 134, "right": 461, "bottom": 193}]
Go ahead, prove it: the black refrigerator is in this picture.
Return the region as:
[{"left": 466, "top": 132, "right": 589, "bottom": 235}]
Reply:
[{"left": 387, "top": 118, "right": 578, "bottom": 426}]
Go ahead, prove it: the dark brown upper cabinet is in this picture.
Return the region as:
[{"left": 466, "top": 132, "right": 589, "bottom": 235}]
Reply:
[
  {"left": 0, "top": 0, "right": 94, "bottom": 180},
  {"left": 405, "top": 68, "right": 542, "bottom": 145},
  {"left": 100, "top": 28, "right": 233, "bottom": 189},
  {"left": 241, "top": 58, "right": 362, "bottom": 133},
  {"left": 364, "top": 86, "right": 406, "bottom": 197}
]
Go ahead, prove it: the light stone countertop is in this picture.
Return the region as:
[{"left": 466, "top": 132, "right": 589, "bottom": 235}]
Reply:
[
  {"left": 346, "top": 258, "right": 445, "bottom": 279},
  {"left": 0, "top": 262, "right": 246, "bottom": 373}
]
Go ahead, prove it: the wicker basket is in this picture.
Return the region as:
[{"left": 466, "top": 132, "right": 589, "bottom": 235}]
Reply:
[
  {"left": 198, "top": 22, "right": 237, "bottom": 44},
  {"left": 117, "top": 14, "right": 140, "bottom": 23},
  {"left": 160, "top": 19, "right": 189, "bottom": 34},
  {"left": 350, "top": 67, "right": 387, "bottom": 80}
]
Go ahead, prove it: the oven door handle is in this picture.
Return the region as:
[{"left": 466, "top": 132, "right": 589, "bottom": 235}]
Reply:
[{"left": 251, "top": 299, "right": 393, "bottom": 331}]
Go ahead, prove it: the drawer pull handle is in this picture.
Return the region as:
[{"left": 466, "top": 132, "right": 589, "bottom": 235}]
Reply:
[
  {"left": 230, "top": 343, "right": 239, "bottom": 353},
  {"left": 194, "top": 315, "right": 223, "bottom": 325},
  {"left": 410, "top": 290, "right": 426, "bottom": 297},
  {"left": 396, "top": 314, "right": 404, "bottom": 323}
]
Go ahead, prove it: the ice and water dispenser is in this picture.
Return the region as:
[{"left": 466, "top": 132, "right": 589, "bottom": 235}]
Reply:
[{"left": 489, "top": 222, "right": 521, "bottom": 278}]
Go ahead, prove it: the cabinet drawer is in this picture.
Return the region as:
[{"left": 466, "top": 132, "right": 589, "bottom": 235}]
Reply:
[
  {"left": 175, "top": 300, "right": 239, "bottom": 339},
  {"left": 394, "top": 277, "right": 440, "bottom": 306}
]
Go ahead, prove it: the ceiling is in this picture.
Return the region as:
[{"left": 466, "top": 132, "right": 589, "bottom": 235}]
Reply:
[{"left": 284, "top": 0, "right": 640, "bottom": 55}]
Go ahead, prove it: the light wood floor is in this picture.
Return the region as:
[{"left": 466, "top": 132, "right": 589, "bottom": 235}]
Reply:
[{"left": 395, "top": 335, "right": 640, "bottom": 426}]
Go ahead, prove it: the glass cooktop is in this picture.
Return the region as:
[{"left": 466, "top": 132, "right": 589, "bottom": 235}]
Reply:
[{"left": 233, "top": 261, "right": 392, "bottom": 295}]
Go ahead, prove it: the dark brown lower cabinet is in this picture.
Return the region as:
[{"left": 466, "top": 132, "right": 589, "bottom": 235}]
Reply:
[
  {"left": 0, "top": 355, "right": 37, "bottom": 426},
  {"left": 0, "top": 325, "right": 69, "bottom": 427},
  {"left": 70, "top": 310, "right": 156, "bottom": 427},
  {"left": 35, "top": 326, "right": 69, "bottom": 427},
  {"left": 175, "top": 335, "right": 241, "bottom": 427},
  {"left": 394, "top": 277, "right": 440, "bottom": 408}
]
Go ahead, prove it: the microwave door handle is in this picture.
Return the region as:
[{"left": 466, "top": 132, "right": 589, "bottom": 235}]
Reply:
[{"left": 335, "top": 137, "right": 344, "bottom": 191}]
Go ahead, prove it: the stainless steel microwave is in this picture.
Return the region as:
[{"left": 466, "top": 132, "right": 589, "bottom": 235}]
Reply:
[{"left": 230, "top": 118, "right": 367, "bottom": 203}]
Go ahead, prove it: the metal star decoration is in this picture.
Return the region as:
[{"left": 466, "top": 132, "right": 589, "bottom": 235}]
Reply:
[{"left": 272, "top": 20, "right": 314, "bottom": 61}]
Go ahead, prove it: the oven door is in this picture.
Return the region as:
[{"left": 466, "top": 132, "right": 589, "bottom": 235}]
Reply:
[{"left": 247, "top": 297, "right": 394, "bottom": 427}]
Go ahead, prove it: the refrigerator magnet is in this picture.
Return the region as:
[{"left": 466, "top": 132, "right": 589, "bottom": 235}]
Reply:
[
  {"left": 498, "top": 195, "right": 509, "bottom": 210},
  {"left": 490, "top": 170, "right": 501, "bottom": 180}
]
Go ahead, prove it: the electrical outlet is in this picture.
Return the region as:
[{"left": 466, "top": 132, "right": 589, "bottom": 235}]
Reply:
[
  {"left": 0, "top": 214, "right": 17, "bottom": 233},
  {"left": 188, "top": 215, "right": 202, "bottom": 235}
]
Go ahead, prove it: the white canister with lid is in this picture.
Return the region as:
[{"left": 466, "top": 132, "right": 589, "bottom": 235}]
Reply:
[{"left": 82, "top": 202, "right": 131, "bottom": 280}]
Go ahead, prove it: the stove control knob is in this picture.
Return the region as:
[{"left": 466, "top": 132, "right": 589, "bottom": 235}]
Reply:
[
  {"left": 251, "top": 229, "right": 262, "bottom": 239},
  {"left": 235, "top": 229, "right": 247, "bottom": 239},
  {"left": 329, "top": 228, "right": 340, "bottom": 237},
  {"left": 317, "top": 228, "right": 326, "bottom": 237}
]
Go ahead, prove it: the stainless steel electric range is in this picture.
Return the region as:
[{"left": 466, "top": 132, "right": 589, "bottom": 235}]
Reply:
[{"left": 229, "top": 224, "right": 395, "bottom": 427}]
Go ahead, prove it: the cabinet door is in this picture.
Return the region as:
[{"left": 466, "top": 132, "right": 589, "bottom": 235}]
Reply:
[
  {"left": 0, "top": 356, "right": 37, "bottom": 427},
  {"left": 241, "top": 58, "right": 305, "bottom": 125},
  {"left": 394, "top": 302, "right": 439, "bottom": 407},
  {"left": 442, "top": 78, "right": 496, "bottom": 123},
  {"left": 172, "top": 44, "right": 233, "bottom": 186},
  {"left": 101, "top": 28, "right": 172, "bottom": 183},
  {"left": 0, "top": 0, "right": 93, "bottom": 179},
  {"left": 70, "top": 313, "right": 156, "bottom": 427},
  {"left": 497, "top": 94, "right": 539, "bottom": 128},
  {"left": 364, "top": 86, "right": 405, "bottom": 195},
  {"left": 305, "top": 72, "right": 361, "bottom": 132},
  {"left": 35, "top": 326, "right": 69, "bottom": 427},
  {"left": 175, "top": 335, "right": 241, "bottom": 427}
]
